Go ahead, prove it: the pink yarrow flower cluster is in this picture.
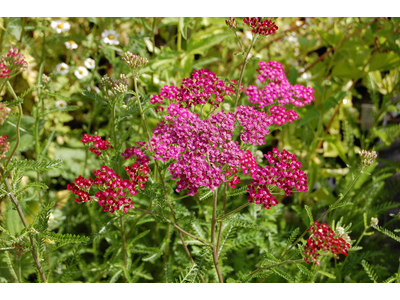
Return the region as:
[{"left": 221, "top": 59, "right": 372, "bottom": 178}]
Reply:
[
  {"left": 150, "top": 103, "right": 244, "bottom": 195},
  {"left": 0, "top": 47, "right": 28, "bottom": 79},
  {"left": 303, "top": 221, "right": 351, "bottom": 265},
  {"left": 246, "top": 148, "right": 308, "bottom": 209},
  {"left": 235, "top": 105, "right": 273, "bottom": 145},
  {"left": 0, "top": 136, "right": 10, "bottom": 160},
  {"left": 81, "top": 133, "right": 112, "bottom": 156},
  {"left": 245, "top": 61, "right": 315, "bottom": 109},
  {"left": 68, "top": 159, "right": 150, "bottom": 214},
  {"left": 150, "top": 69, "right": 235, "bottom": 109},
  {"left": 0, "top": 103, "right": 11, "bottom": 125},
  {"left": 243, "top": 18, "right": 278, "bottom": 36}
]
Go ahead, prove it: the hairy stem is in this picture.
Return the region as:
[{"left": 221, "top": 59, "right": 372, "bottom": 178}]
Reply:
[
  {"left": 131, "top": 206, "right": 210, "bottom": 246},
  {"left": 216, "top": 184, "right": 227, "bottom": 256},
  {"left": 216, "top": 202, "right": 250, "bottom": 221},
  {"left": 5, "top": 82, "right": 22, "bottom": 168},
  {"left": 234, "top": 36, "right": 257, "bottom": 109},
  {"left": 120, "top": 216, "right": 127, "bottom": 269},
  {"left": 211, "top": 189, "right": 223, "bottom": 283}
]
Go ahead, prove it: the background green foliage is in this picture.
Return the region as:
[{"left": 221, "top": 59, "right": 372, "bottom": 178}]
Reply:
[{"left": 0, "top": 17, "right": 400, "bottom": 283}]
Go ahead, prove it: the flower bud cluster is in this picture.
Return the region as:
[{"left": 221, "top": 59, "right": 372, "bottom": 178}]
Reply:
[
  {"left": 225, "top": 17, "right": 237, "bottom": 29},
  {"left": 100, "top": 74, "right": 128, "bottom": 95},
  {"left": 122, "top": 51, "right": 148, "bottom": 76},
  {"left": 81, "top": 133, "right": 112, "bottom": 157},
  {"left": 303, "top": 221, "right": 351, "bottom": 265},
  {"left": 0, "top": 47, "right": 28, "bottom": 79},
  {"left": 371, "top": 217, "right": 379, "bottom": 226},
  {"left": 41, "top": 74, "right": 50, "bottom": 84},
  {"left": 150, "top": 69, "right": 235, "bottom": 108},
  {"left": 0, "top": 103, "right": 11, "bottom": 125},
  {"left": 0, "top": 135, "right": 10, "bottom": 160},
  {"left": 359, "top": 149, "right": 377, "bottom": 166},
  {"left": 243, "top": 17, "right": 278, "bottom": 36}
]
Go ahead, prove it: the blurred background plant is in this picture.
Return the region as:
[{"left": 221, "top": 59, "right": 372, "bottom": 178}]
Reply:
[{"left": 0, "top": 17, "right": 399, "bottom": 283}]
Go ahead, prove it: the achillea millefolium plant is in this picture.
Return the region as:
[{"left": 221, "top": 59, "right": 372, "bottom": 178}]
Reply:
[{"left": 0, "top": 17, "right": 400, "bottom": 283}]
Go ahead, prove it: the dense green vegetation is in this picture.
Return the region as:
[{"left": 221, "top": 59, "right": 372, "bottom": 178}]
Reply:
[{"left": 0, "top": 17, "right": 400, "bottom": 283}]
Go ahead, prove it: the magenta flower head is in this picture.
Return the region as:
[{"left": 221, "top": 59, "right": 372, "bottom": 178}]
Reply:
[
  {"left": 245, "top": 61, "right": 315, "bottom": 109},
  {"left": 243, "top": 18, "right": 278, "bottom": 36},
  {"left": 81, "top": 133, "right": 113, "bottom": 157},
  {"left": 303, "top": 221, "right": 351, "bottom": 265},
  {"left": 246, "top": 148, "right": 308, "bottom": 209},
  {"left": 150, "top": 103, "right": 244, "bottom": 195},
  {"left": 150, "top": 69, "right": 235, "bottom": 109}
]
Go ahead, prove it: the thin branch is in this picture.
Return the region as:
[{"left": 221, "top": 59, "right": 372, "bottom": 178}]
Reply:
[
  {"left": 216, "top": 202, "right": 250, "bottom": 221},
  {"left": 211, "top": 189, "right": 223, "bottom": 283},
  {"left": 131, "top": 206, "right": 210, "bottom": 247}
]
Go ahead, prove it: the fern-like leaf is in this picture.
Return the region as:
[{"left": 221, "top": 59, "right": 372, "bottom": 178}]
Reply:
[
  {"left": 8, "top": 159, "right": 62, "bottom": 172},
  {"left": 361, "top": 260, "right": 378, "bottom": 283},
  {"left": 373, "top": 225, "right": 400, "bottom": 243}
]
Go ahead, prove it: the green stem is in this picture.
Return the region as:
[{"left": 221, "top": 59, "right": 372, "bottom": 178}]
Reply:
[
  {"left": 216, "top": 202, "right": 250, "bottom": 221},
  {"left": 120, "top": 216, "right": 127, "bottom": 269},
  {"left": 5, "top": 82, "right": 22, "bottom": 168},
  {"left": 234, "top": 36, "right": 257, "bottom": 109},
  {"left": 211, "top": 188, "right": 223, "bottom": 283},
  {"left": 131, "top": 205, "right": 210, "bottom": 246},
  {"left": 216, "top": 184, "right": 227, "bottom": 255},
  {"left": 177, "top": 18, "right": 182, "bottom": 51},
  {"left": 0, "top": 17, "right": 7, "bottom": 54}
]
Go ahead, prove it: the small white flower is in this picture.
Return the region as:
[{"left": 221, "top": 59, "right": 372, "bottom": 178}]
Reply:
[
  {"left": 287, "top": 36, "right": 299, "bottom": 46},
  {"left": 87, "top": 86, "right": 100, "bottom": 94},
  {"left": 74, "top": 67, "right": 88, "bottom": 79},
  {"left": 101, "top": 30, "right": 120, "bottom": 45},
  {"left": 254, "top": 150, "right": 264, "bottom": 163},
  {"left": 55, "top": 100, "right": 67, "bottom": 109},
  {"left": 84, "top": 58, "right": 95, "bottom": 69},
  {"left": 296, "top": 20, "right": 303, "bottom": 27},
  {"left": 301, "top": 72, "right": 311, "bottom": 80},
  {"left": 56, "top": 63, "right": 69, "bottom": 75},
  {"left": 371, "top": 217, "right": 379, "bottom": 226},
  {"left": 244, "top": 30, "right": 252, "bottom": 40},
  {"left": 65, "top": 40, "right": 78, "bottom": 50},
  {"left": 51, "top": 20, "right": 70, "bottom": 34},
  {"left": 223, "top": 103, "right": 231, "bottom": 111},
  {"left": 336, "top": 227, "right": 345, "bottom": 236}
]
